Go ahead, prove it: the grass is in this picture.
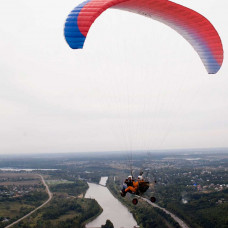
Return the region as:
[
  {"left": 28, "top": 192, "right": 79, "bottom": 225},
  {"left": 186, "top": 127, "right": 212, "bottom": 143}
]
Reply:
[
  {"left": 0, "top": 202, "right": 35, "bottom": 218},
  {"left": 46, "top": 180, "right": 74, "bottom": 186}
]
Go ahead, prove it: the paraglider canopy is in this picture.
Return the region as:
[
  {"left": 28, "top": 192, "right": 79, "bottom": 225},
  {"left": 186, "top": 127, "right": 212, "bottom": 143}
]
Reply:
[{"left": 64, "top": 0, "right": 223, "bottom": 74}]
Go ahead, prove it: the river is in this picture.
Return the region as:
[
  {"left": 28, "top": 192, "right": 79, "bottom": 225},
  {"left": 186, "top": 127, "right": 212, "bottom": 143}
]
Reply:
[
  {"left": 85, "top": 177, "right": 138, "bottom": 228},
  {"left": 0, "top": 168, "right": 58, "bottom": 171}
]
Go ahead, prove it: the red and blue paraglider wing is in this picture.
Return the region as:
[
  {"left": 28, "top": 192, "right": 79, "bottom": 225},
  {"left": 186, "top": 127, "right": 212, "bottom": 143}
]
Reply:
[{"left": 64, "top": 0, "right": 223, "bottom": 74}]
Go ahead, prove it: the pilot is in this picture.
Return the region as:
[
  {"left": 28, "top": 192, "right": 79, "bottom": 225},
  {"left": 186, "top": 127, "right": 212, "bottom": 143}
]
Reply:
[{"left": 121, "top": 176, "right": 139, "bottom": 196}]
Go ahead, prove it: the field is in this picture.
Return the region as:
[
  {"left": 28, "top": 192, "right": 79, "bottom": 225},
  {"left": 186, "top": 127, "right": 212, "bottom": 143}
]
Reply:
[
  {"left": 0, "top": 201, "right": 35, "bottom": 218},
  {"left": 0, "top": 173, "right": 41, "bottom": 186},
  {"left": 46, "top": 179, "right": 74, "bottom": 185}
]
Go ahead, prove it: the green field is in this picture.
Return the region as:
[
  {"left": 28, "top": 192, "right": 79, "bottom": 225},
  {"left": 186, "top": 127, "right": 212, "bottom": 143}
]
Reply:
[
  {"left": 0, "top": 202, "right": 34, "bottom": 218},
  {"left": 46, "top": 179, "right": 74, "bottom": 185}
]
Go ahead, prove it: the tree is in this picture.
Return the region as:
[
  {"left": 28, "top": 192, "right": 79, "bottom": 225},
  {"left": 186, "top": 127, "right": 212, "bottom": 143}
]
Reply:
[{"left": 101, "top": 220, "right": 114, "bottom": 228}]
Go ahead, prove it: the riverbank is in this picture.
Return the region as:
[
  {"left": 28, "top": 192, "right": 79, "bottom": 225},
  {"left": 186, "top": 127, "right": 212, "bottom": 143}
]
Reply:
[{"left": 82, "top": 204, "right": 103, "bottom": 228}]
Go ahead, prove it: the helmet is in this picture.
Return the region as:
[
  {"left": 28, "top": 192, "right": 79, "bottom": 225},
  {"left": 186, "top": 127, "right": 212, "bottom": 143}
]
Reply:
[
  {"left": 138, "top": 175, "right": 143, "bottom": 180},
  {"left": 128, "top": 175, "right": 132, "bottom": 180}
]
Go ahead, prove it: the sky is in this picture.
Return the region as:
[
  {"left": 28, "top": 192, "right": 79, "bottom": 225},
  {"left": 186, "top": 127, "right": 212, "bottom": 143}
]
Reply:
[{"left": 0, "top": 0, "right": 227, "bottom": 154}]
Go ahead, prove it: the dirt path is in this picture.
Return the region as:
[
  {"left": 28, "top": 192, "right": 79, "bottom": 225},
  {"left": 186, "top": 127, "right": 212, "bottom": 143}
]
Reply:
[
  {"left": 5, "top": 174, "right": 53, "bottom": 228},
  {"left": 140, "top": 197, "right": 190, "bottom": 228}
]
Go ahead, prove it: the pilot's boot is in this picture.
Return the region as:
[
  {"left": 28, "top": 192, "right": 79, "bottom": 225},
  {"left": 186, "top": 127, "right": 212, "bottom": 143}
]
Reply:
[{"left": 120, "top": 190, "right": 126, "bottom": 197}]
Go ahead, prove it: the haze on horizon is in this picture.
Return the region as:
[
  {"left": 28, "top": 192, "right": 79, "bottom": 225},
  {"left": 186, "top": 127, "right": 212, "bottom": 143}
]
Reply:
[{"left": 0, "top": 0, "right": 227, "bottom": 154}]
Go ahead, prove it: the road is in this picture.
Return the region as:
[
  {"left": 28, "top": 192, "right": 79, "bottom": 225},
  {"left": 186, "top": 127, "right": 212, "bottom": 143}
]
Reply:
[
  {"left": 5, "top": 174, "right": 53, "bottom": 228},
  {"left": 140, "top": 197, "right": 190, "bottom": 228}
]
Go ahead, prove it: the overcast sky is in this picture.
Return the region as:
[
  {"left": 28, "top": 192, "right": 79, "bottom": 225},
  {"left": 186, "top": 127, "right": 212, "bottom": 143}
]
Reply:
[{"left": 0, "top": 0, "right": 227, "bottom": 154}]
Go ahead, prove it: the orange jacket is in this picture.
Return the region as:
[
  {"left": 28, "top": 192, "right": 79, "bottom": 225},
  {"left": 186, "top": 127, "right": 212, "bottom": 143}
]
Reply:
[
  {"left": 125, "top": 180, "right": 139, "bottom": 193},
  {"left": 133, "top": 180, "right": 139, "bottom": 188}
]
